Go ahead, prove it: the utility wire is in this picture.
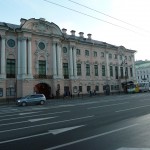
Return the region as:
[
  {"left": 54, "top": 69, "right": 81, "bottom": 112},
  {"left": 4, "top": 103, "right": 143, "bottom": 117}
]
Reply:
[
  {"left": 68, "top": 0, "right": 150, "bottom": 33},
  {"left": 43, "top": 0, "right": 144, "bottom": 35}
]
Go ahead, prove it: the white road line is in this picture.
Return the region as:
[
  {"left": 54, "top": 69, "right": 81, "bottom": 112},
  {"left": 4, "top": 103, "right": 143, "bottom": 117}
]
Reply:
[
  {"left": 116, "top": 104, "right": 150, "bottom": 113},
  {"left": 0, "top": 117, "right": 57, "bottom": 126},
  {"left": 44, "top": 124, "right": 138, "bottom": 150},
  {"left": 48, "top": 125, "right": 85, "bottom": 135},
  {"left": 0, "top": 124, "right": 138, "bottom": 145},
  {"left": 19, "top": 111, "right": 42, "bottom": 115},
  {"left": 88, "top": 102, "right": 129, "bottom": 109},
  {"left": 29, "top": 117, "right": 56, "bottom": 122},
  {"left": 0, "top": 111, "right": 70, "bottom": 123},
  {"left": 0, "top": 115, "right": 94, "bottom": 133}
]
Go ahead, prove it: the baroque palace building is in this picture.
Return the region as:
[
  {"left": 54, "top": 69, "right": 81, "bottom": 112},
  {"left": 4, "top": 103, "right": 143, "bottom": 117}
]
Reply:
[{"left": 0, "top": 18, "right": 136, "bottom": 100}]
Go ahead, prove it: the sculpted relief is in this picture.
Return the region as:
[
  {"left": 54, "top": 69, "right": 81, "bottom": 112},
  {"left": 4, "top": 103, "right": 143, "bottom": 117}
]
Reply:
[
  {"left": 22, "top": 19, "right": 62, "bottom": 35},
  {"left": 32, "top": 22, "right": 52, "bottom": 33}
]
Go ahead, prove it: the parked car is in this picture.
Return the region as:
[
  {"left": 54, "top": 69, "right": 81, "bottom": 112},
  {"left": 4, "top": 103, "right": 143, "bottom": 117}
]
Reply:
[{"left": 16, "top": 94, "right": 46, "bottom": 106}]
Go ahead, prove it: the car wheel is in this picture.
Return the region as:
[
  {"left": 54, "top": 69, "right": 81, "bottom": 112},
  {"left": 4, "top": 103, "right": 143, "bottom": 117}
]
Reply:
[
  {"left": 22, "top": 102, "right": 27, "bottom": 106},
  {"left": 40, "top": 100, "right": 45, "bottom": 105}
]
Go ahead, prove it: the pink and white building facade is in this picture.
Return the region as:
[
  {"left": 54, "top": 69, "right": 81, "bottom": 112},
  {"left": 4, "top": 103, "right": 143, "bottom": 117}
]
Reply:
[{"left": 0, "top": 18, "right": 136, "bottom": 100}]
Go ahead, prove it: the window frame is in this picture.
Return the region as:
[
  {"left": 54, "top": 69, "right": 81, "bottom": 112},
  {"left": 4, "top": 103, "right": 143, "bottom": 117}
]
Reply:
[
  {"left": 85, "top": 50, "right": 89, "bottom": 56},
  {"left": 6, "top": 59, "right": 16, "bottom": 78},
  {"left": 86, "top": 64, "right": 90, "bottom": 76}
]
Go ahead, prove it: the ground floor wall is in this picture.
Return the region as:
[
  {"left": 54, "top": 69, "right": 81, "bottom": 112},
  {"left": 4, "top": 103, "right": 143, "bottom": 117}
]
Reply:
[{"left": 0, "top": 78, "right": 135, "bottom": 100}]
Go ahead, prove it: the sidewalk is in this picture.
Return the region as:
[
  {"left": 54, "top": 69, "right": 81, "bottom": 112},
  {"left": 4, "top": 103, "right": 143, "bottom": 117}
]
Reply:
[{"left": 0, "top": 92, "right": 125, "bottom": 106}]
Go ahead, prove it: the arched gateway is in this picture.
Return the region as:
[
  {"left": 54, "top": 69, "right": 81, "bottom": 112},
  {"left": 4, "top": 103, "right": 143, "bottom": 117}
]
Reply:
[{"left": 34, "top": 83, "right": 51, "bottom": 99}]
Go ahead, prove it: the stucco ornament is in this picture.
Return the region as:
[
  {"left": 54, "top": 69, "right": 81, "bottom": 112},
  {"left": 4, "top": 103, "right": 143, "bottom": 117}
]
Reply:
[{"left": 21, "top": 18, "right": 62, "bottom": 35}]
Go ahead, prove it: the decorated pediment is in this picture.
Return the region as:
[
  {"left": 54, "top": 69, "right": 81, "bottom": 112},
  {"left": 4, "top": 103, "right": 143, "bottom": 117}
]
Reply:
[
  {"left": 21, "top": 18, "right": 62, "bottom": 36},
  {"left": 118, "top": 46, "right": 126, "bottom": 54}
]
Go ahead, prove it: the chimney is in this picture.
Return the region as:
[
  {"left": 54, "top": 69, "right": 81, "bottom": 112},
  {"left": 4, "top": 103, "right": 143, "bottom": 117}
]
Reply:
[
  {"left": 20, "top": 18, "right": 27, "bottom": 25},
  {"left": 79, "top": 32, "right": 84, "bottom": 38},
  {"left": 62, "top": 28, "right": 67, "bottom": 34},
  {"left": 39, "top": 18, "right": 46, "bottom": 21},
  {"left": 87, "top": 33, "right": 92, "bottom": 40},
  {"left": 70, "top": 30, "right": 76, "bottom": 36}
]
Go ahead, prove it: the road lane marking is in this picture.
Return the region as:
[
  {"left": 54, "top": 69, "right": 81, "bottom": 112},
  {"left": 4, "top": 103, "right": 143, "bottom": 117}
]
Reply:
[
  {"left": 116, "top": 104, "right": 150, "bottom": 113},
  {"left": 0, "top": 116, "right": 57, "bottom": 126},
  {"left": 0, "top": 115, "right": 94, "bottom": 133},
  {"left": 29, "top": 117, "right": 56, "bottom": 122},
  {"left": 0, "top": 110, "right": 70, "bottom": 122},
  {"left": 44, "top": 124, "right": 138, "bottom": 150},
  {"left": 48, "top": 125, "right": 85, "bottom": 135},
  {"left": 19, "top": 111, "right": 42, "bottom": 115},
  {"left": 88, "top": 102, "right": 129, "bottom": 109},
  {"left": 0, "top": 124, "right": 137, "bottom": 145},
  {"left": 31, "top": 107, "right": 49, "bottom": 110}
]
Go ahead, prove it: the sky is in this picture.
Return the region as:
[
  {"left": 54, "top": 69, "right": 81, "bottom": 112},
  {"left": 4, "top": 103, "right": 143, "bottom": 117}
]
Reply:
[{"left": 1, "top": 0, "right": 150, "bottom": 61}]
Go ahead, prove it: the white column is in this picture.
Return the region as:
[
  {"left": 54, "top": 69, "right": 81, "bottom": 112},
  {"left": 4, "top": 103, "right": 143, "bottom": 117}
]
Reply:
[
  {"left": 73, "top": 48, "right": 77, "bottom": 78},
  {"left": 53, "top": 43, "right": 57, "bottom": 78},
  {"left": 106, "top": 52, "right": 110, "bottom": 79},
  {"left": 132, "top": 55, "right": 135, "bottom": 78},
  {"left": 69, "top": 46, "right": 73, "bottom": 78},
  {"left": 17, "top": 38, "right": 21, "bottom": 77},
  {"left": 22, "top": 38, "right": 27, "bottom": 76},
  {"left": 57, "top": 44, "right": 62, "bottom": 78},
  {"left": 27, "top": 39, "right": 32, "bottom": 78},
  {"left": 118, "top": 54, "right": 121, "bottom": 77},
  {"left": 123, "top": 67, "right": 126, "bottom": 77},
  {"left": 1, "top": 36, "right": 6, "bottom": 77}
]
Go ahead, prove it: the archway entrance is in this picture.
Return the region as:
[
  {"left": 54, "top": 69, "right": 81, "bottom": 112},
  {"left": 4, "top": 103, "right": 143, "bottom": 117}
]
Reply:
[{"left": 34, "top": 83, "right": 51, "bottom": 99}]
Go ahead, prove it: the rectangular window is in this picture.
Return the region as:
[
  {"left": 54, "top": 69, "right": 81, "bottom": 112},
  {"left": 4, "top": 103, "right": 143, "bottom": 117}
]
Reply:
[
  {"left": 85, "top": 50, "right": 89, "bottom": 56},
  {"left": 79, "top": 86, "right": 82, "bottom": 92},
  {"left": 120, "top": 67, "right": 123, "bottom": 78},
  {"left": 110, "top": 66, "right": 113, "bottom": 77},
  {"left": 101, "top": 52, "right": 104, "bottom": 57},
  {"left": 39, "top": 60, "right": 46, "bottom": 77},
  {"left": 95, "top": 85, "right": 99, "bottom": 91},
  {"left": 76, "top": 49, "right": 81, "bottom": 55},
  {"left": 6, "top": 87, "right": 15, "bottom": 96},
  {"left": 94, "top": 51, "right": 97, "bottom": 57},
  {"left": 63, "top": 63, "right": 69, "bottom": 79},
  {"left": 94, "top": 65, "right": 98, "bottom": 76},
  {"left": 102, "top": 65, "right": 105, "bottom": 76},
  {"left": 77, "top": 64, "right": 81, "bottom": 76},
  {"left": 111, "top": 85, "right": 114, "bottom": 90},
  {"left": 109, "top": 53, "right": 112, "bottom": 59},
  {"left": 86, "top": 64, "right": 90, "bottom": 76},
  {"left": 0, "top": 88, "right": 3, "bottom": 97},
  {"left": 125, "top": 67, "right": 128, "bottom": 77},
  {"left": 115, "top": 66, "right": 118, "bottom": 79},
  {"left": 130, "top": 68, "right": 133, "bottom": 77},
  {"left": 114, "top": 54, "right": 117, "bottom": 59},
  {"left": 6, "top": 59, "right": 15, "bottom": 78},
  {"left": 87, "top": 86, "right": 91, "bottom": 92}
]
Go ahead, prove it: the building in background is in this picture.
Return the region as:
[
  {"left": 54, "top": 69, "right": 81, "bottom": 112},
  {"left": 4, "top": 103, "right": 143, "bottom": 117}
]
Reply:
[
  {"left": 0, "top": 18, "right": 136, "bottom": 100},
  {"left": 135, "top": 60, "right": 150, "bottom": 83}
]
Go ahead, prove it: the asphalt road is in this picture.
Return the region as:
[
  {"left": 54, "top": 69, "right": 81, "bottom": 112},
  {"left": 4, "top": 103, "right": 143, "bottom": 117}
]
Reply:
[{"left": 0, "top": 93, "right": 150, "bottom": 150}]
